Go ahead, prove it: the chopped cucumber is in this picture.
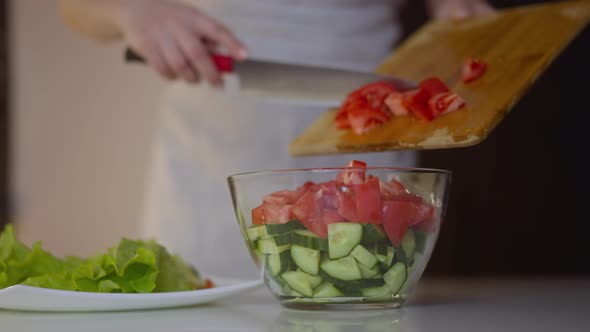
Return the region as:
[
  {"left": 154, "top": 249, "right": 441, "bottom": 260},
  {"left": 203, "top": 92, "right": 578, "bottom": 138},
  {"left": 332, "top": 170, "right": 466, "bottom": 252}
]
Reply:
[
  {"left": 246, "top": 220, "right": 304, "bottom": 241},
  {"left": 318, "top": 274, "right": 384, "bottom": 296},
  {"left": 309, "top": 275, "right": 323, "bottom": 289},
  {"left": 293, "top": 268, "right": 324, "bottom": 289},
  {"left": 313, "top": 282, "right": 343, "bottom": 298},
  {"left": 361, "top": 224, "right": 387, "bottom": 244},
  {"left": 358, "top": 278, "right": 385, "bottom": 288},
  {"left": 291, "top": 245, "right": 321, "bottom": 275},
  {"left": 361, "top": 284, "right": 392, "bottom": 299},
  {"left": 408, "top": 252, "right": 423, "bottom": 273},
  {"left": 373, "top": 241, "right": 388, "bottom": 257},
  {"left": 261, "top": 232, "right": 292, "bottom": 246},
  {"left": 282, "top": 271, "right": 314, "bottom": 298},
  {"left": 266, "top": 251, "right": 292, "bottom": 276},
  {"left": 402, "top": 229, "right": 416, "bottom": 260},
  {"left": 376, "top": 246, "right": 395, "bottom": 270},
  {"left": 383, "top": 262, "right": 407, "bottom": 294},
  {"left": 258, "top": 237, "right": 291, "bottom": 254},
  {"left": 415, "top": 230, "right": 429, "bottom": 254},
  {"left": 328, "top": 223, "right": 363, "bottom": 259},
  {"left": 331, "top": 282, "right": 362, "bottom": 297},
  {"left": 359, "top": 263, "right": 380, "bottom": 279},
  {"left": 350, "top": 245, "right": 378, "bottom": 269},
  {"left": 321, "top": 256, "right": 362, "bottom": 281},
  {"left": 247, "top": 226, "right": 266, "bottom": 242},
  {"left": 291, "top": 229, "right": 328, "bottom": 251}
]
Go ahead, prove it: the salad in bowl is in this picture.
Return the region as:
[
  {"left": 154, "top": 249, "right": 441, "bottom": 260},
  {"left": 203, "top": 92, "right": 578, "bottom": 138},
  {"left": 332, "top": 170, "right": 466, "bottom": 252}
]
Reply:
[{"left": 228, "top": 160, "right": 451, "bottom": 309}]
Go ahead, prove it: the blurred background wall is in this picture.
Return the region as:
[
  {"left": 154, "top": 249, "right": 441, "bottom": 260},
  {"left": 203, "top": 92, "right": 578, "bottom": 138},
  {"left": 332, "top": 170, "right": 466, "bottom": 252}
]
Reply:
[
  {"left": 6, "top": 0, "right": 164, "bottom": 256},
  {"left": 1, "top": 0, "right": 588, "bottom": 275}
]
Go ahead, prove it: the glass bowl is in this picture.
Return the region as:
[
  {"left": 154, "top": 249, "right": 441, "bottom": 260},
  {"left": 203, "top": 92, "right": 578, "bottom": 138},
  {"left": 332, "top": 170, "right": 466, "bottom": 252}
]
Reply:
[{"left": 227, "top": 165, "right": 451, "bottom": 310}]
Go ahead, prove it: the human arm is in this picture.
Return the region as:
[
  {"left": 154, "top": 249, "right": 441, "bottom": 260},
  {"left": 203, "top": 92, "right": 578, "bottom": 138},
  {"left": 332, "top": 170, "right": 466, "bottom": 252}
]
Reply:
[
  {"left": 59, "top": 0, "right": 247, "bottom": 84},
  {"left": 426, "top": 0, "right": 495, "bottom": 20}
]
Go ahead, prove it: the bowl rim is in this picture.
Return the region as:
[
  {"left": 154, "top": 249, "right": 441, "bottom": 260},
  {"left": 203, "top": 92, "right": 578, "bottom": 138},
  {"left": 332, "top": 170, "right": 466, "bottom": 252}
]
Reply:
[{"left": 228, "top": 166, "right": 451, "bottom": 180}]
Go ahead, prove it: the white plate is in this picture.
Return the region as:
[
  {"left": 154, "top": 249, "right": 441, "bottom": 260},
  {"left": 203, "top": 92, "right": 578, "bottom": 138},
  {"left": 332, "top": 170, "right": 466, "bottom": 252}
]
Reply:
[{"left": 0, "top": 276, "right": 263, "bottom": 312}]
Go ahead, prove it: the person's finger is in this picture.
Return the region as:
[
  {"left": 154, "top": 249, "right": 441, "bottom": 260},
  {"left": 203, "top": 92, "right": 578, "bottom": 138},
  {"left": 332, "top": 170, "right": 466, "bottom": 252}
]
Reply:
[
  {"left": 189, "top": 14, "right": 248, "bottom": 60},
  {"left": 472, "top": 2, "right": 496, "bottom": 16},
  {"left": 135, "top": 38, "right": 176, "bottom": 80},
  {"left": 156, "top": 31, "right": 197, "bottom": 82},
  {"left": 449, "top": 3, "right": 470, "bottom": 20},
  {"left": 170, "top": 23, "right": 222, "bottom": 86}
]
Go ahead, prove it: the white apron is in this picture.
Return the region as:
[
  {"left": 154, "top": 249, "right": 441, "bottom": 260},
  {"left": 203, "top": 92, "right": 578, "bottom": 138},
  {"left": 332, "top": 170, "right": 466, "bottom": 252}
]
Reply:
[{"left": 140, "top": 0, "right": 414, "bottom": 278}]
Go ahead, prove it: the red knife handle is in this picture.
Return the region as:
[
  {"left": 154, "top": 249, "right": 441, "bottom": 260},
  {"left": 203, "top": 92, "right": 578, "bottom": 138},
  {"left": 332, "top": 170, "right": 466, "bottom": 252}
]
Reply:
[{"left": 124, "top": 48, "right": 234, "bottom": 73}]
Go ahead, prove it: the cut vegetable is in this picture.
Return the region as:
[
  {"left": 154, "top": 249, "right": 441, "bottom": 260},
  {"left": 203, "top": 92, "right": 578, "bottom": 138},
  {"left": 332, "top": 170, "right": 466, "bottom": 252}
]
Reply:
[
  {"left": 282, "top": 271, "right": 314, "bottom": 298},
  {"left": 246, "top": 221, "right": 304, "bottom": 241},
  {"left": 258, "top": 237, "right": 291, "bottom": 254},
  {"left": 401, "top": 229, "right": 416, "bottom": 260},
  {"left": 462, "top": 57, "right": 487, "bottom": 83},
  {"left": 248, "top": 159, "right": 436, "bottom": 301},
  {"left": 291, "top": 229, "right": 328, "bottom": 251},
  {"left": 321, "top": 256, "right": 362, "bottom": 281},
  {"left": 383, "top": 262, "right": 407, "bottom": 294},
  {"left": 361, "top": 224, "right": 387, "bottom": 244},
  {"left": 291, "top": 245, "right": 321, "bottom": 275},
  {"left": 266, "top": 251, "right": 292, "bottom": 276},
  {"left": 377, "top": 246, "right": 395, "bottom": 270},
  {"left": 328, "top": 223, "right": 363, "bottom": 259},
  {"left": 359, "top": 263, "right": 381, "bottom": 279},
  {"left": 361, "top": 284, "right": 392, "bottom": 299},
  {"left": 414, "top": 230, "right": 428, "bottom": 253},
  {"left": 313, "top": 282, "right": 343, "bottom": 298},
  {"left": 350, "top": 245, "right": 378, "bottom": 269}
]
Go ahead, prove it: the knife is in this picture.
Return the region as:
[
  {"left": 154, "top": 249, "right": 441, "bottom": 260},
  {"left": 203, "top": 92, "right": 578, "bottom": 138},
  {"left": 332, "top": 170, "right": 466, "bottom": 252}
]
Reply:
[{"left": 124, "top": 49, "right": 416, "bottom": 107}]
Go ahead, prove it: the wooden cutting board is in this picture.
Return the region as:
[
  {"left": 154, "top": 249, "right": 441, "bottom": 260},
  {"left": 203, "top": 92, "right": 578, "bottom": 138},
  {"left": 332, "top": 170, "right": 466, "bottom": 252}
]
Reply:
[{"left": 290, "top": 0, "right": 590, "bottom": 156}]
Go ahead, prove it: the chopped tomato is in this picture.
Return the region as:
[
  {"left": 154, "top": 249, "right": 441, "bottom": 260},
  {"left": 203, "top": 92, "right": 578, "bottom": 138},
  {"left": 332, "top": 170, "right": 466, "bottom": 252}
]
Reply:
[
  {"left": 335, "top": 188, "right": 357, "bottom": 222},
  {"left": 353, "top": 177, "right": 383, "bottom": 224},
  {"left": 204, "top": 278, "right": 215, "bottom": 289},
  {"left": 252, "top": 205, "right": 265, "bottom": 225},
  {"left": 403, "top": 88, "right": 434, "bottom": 121},
  {"left": 462, "top": 58, "right": 487, "bottom": 84},
  {"left": 347, "top": 103, "right": 391, "bottom": 135},
  {"left": 414, "top": 215, "right": 439, "bottom": 233},
  {"left": 384, "top": 92, "right": 409, "bottom": 116},
  {"left": 379, "top": 178, "right": 407, "bottom": 200},
  {"left": 335, "top": 110, "right": 351, "bottom": 129},
  {"left": 263, "top": 203, "right": 293, "bottom": 224},
  {"left": 335, "top": 82, "right": 398, "bottom": 134},
  {"left": 263, "top": 181, "right": 314, "bottom": 205},
  {"left": 291, "top": 187, "right": 326, "bottom": 238},
  {"left": 419, "top": 77, "right": 449, "bottom": 96},
  {"left": 322, "top": 208, "right": 346, "bottom": 224},
  {"left": 263, "top": 190, "right": 297, "bottom": 205},
  {"left": 390, "top": 193, "right": 426, "bottom": 205},
  {"left": 428, "top": 92, "right": 466, "bottom": 117},
  {"left": 252, "top": 160, "right": 439, "bottom": 246},
  {"left": 252, "top": 202, "right": 293, "bottom": 225},
  {"left": 336, "top": 160, "right": 367, "bottom": 185},
  {"left": 347, "top": 81, "right": 398, "bottom": 103},
  {"left": 383, "top": 200, "right": 434, "bottom": 245},
  {"left": 382, "top": 201, "right": 409, "bottom": 246},
  {"left": 318, "top": 181, "right": 339, "bottom": 209}
]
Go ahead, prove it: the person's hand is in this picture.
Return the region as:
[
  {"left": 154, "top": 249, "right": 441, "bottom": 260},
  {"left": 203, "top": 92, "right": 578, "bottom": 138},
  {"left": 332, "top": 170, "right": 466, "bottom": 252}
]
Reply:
[
  {"left": 115, "top": 0, "right": 247, "bottom": 84},
  {"left": 427, "top": 0, "right": 495, "bottom": 21}
]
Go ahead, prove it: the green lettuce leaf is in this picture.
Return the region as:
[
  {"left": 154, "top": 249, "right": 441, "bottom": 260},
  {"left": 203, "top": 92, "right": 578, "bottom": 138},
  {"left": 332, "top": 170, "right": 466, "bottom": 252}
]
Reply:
[
  {"left": 0, "top": 225, "right": 65, "bottom": 289},
  {"left": 0, "top": 225, "right": 205, "bottom": 293}
]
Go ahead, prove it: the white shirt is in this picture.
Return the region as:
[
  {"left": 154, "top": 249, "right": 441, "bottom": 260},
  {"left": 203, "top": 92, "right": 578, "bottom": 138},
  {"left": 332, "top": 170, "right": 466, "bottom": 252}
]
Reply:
[{"left": 141, "top": 0, "right": 415, "bottom": 279}]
